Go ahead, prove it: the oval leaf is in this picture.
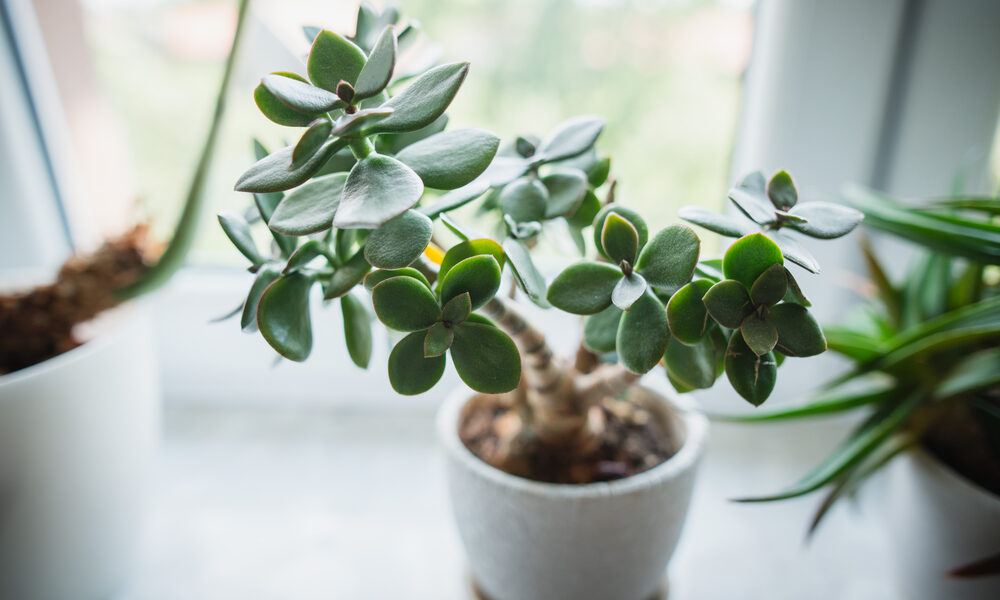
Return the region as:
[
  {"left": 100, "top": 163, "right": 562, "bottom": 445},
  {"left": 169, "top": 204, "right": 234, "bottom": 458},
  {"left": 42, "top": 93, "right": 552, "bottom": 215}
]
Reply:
[
  {"left": 665, "top": 334, "right": 718, "bottom": 390},
  {"left": 254, "top": 73, "right": 316, "bottom": 127},
  {"left": 424, "top": 322, "right": 455, "bottom": 357},
  {"left": 635, "top": 224, "right": 701, "bottom": 291},
  {"left": 500, "top": 178, "right": 548, "bottom": 223},
  {"left": 438, "top": 239, "right": 506, "bottom": 283},
  {"left": 612, "top": 273, "right": 647, "bottom": 311},
  {"left": 601, "top": 213, "right": 639, "bottom": 264},
  {"left": 371, "top": 276, "right": 441, "bottom": 331},
  {"left": 725, "top": 333, "right": 777, "bottom": 406},
  {"left": 770, "top": 303, "right": 827, "bottom": 357},
  {"left": 308, "top": 30, "right": 366, "bottom": 91},
  {"left": 450, "top": 322, "right": 521, "bottom": 393},
  {"left": 442, "top": 292, "right": 472, "bottom": 325},
  {"left": 261, "top": 73, "right": 341, "bottom": 115},
  {"left": 341, "top": 293, "right": 373, "bottom": 368},
  {"left": 547, "top": 262, "right": 623, "bottom": 315},
  {"left": 354, "top": 26, "right": 396, "bottom": 99},
  {"left": 334, "top": 154, "right": 424, "bottom": 228},
  {"left": 593, "top": 205, "right": 648, "bottom": 260},
  {"left": 235, "top": 142, "right": 344, "bottom": 194},
  {"left": 741, "top": 314, "right": 778, "bottom": 356},
  {"left": 723, "top": 233, "right": 784, "bottom": 289},
  {"left": 787, "top": 202, "right": 864, "bottom": 239},
  {"left": 749, "top": 263, "right": 788, "bottom": 306},
  {"left": 292, "top": 119, "right": 333, "bottom": 169},
  {"left": 584, "top": 305, "right": 623, "bottom": 353},
  {"left": 703, "top": 280, "right": 753, "bottom": 329},
  {"left": 364, "top": 267, "right": 431, "bottom": 292},
  {"left": 324, "top": 248, "right": 371, "bottom": 299},
  {"left": 364, "top": 209, "right": 432, "bottom": 269},
  {"left": 667, "top": 279, "right": 714, "bottom": 345},
  {"left": 729, "top": 171, "right": 775, "bottom": 225},
  {"left": 439, "top": 255, "right": 502, "bottom": 309},
  {"left": 767, "top": 170, "right": 797, "bottom": 210},
  {"left": 396, "top": 128, "right": 500, "bottom": 190},
  {"left": 616, "top": 291, "right": 670, "bottom": 373},
  {"left": 257, "top": 272, "right": 314, "bottom": 362},
  {"left": 364, "top": 62, "right": 469, "bottom": 134},
  {"left": 269, "top": 173, "right": 347, "bottom": 235},
  {"left": 677, "top": 206, "right": 753, "bottom": 238},
  {"left": 542, "top": 170, "right": 588, "bottom": 218},
  {"left": 536, "top": 115, "right": 605, "bottom": 163},
  {"left": 389, "top": 331, "right": 446, "bottom": 395}
]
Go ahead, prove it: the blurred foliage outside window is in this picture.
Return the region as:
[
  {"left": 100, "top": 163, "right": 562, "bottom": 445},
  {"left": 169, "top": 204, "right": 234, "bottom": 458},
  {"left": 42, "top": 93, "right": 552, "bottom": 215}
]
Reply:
[{"left": 77, "top": 0, "right": 755, "bottom": 264}]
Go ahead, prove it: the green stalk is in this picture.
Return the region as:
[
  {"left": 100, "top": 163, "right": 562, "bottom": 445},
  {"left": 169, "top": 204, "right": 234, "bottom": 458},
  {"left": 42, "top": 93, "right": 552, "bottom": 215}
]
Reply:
[{"left": 118, "top": 0, "right": 252, "bottom": 300}]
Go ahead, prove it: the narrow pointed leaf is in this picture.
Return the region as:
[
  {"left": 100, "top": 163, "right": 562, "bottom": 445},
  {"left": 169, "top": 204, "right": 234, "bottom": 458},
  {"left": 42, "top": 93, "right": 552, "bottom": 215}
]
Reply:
[
  {"left": 388, "top": 332, "right": 446, "bottom": 395},
  {"left": 235, "top": 141, "right": 345, "bottom": 194},
  {"left": 334, "top": 154, "right": 424, "bottom": 228},
  {"left": 330, "top": 107, "right": 394, "bottom": 137},
  {"left": 363, "top": 62, "right": 469, "bottom": 134},
  {"left": 341, "top": 293, "right": 373, "bottom": 368},
  {"left": 354, "top": 26, "right": 396, "bottom": 99},
  {"left": 241, "top": 264, "right": 281, "bottom": 332},
  {"left": 616, "top": 291, "right": 670, "bottom": 373},
  {"left": 257, "top": 272, "right": 314, "bottom": 361},
  {"left": 364, "top": 209, "right": 432, "bottom": 269},
  {"left": 268, "top": 173, "right": 347, "bottom": 235},
  {"left": 783, "top": 267, "right": 812, "bottom": 306},
  {"left": 218, "top": 211, "right": 265, "bottom": 265},
  {"left": 547, "top": 262, "right": 623, "bottom": 315},
  {"left": 710, "top": 379, "right": 895, "bottom": 421},
  {"left": 450, "top": 322, "right": 521, "bottom": 393}
]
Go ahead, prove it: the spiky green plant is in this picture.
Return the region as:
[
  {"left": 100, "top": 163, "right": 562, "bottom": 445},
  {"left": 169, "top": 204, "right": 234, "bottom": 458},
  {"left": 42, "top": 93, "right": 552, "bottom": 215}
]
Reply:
[
  {"left": 721, "top": 188, "right": 1000, "bottom": 555},
  {"left": 221, "top": 4, "right": 860, "bottom": 459}
]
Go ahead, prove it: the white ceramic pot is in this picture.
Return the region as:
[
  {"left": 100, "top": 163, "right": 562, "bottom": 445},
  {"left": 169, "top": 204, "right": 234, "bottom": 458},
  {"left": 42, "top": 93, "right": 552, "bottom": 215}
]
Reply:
[
  {"left": 0, "top": 306, "right": 159, "bottom": 600},
  {"left": 437, "top": 387, "right": 708, "bottom": 600},
  {"left": 887, "top": 448, "right": 1000, "bottom": 599}
]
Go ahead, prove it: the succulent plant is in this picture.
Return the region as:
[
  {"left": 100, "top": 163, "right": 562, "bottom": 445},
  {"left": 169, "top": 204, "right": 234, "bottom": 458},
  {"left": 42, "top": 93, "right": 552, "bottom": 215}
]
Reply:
[{"left": 221, "top": 4, "right": 861, "bottom": 461}]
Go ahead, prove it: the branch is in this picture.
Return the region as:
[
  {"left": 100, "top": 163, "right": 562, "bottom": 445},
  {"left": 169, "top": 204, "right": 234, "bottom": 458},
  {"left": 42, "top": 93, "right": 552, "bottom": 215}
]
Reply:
[{"left": 574, "top": 363, "right": 642, "bottom": 406}]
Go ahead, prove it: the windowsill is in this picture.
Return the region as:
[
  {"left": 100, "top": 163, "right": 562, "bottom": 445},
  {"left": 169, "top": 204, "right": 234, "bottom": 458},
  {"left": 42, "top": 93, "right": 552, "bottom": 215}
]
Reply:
[{"left": 118, "top": 401, "right": 899, "bottom": 599}]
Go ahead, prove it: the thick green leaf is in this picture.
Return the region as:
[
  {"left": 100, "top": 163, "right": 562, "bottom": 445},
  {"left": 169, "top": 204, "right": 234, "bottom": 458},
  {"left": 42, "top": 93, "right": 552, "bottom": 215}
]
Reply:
[
  {"left": 438, "top": 239, "right": 505, "bottom": 283},
  {"left": 308, "top": 30, "right": 366, "bottom": 91},
  {"left": 741, "top": 314, "right": 778, "bottom": 356},
  {"left": 450, "top": 322, "right": 521, "bottom": 393},
  {"left": 218, "top": 211, "right": 265, "bottom": 265},
  {"left": 334, "top": 154, "right": 424, "bottom": 228},
  {"left": 441, "top": 292, "right": 472, "bottom": 325},
  {"left": 587, "top": 156, "right": 611, "bottom": 187},
  {"left": 677, "top": 206, "right": 752, "bottom": 238},
  {"left": 388, "top": 331, "right": 446, "bottom": 395},
  {"left": 323, "top": 248, "right": 371, "bottom": 299},
  {"left": 254, "top": 74, "right": 316, "bottom": 127},
  {"left": 418, "top": 179, "right": 489, "bottom": 219},
  {"left": 364, "top": 62, "right": 469, "bottom": 134},
  {"left": 616, "top": 291, "right": 670, "bottom": 373},
  {"left": 364, "top": 267, "right": 431, "bottom": 292},
  {"left": 635, "top": 224, "right": 700, "bottom": 291},
  {"left": 354, "top": 26, "right": 396, "bottom": 99},
  {"left": 771, "top": 303, "right": 827, "bottom": 357},
  {"left": 592, "top": 205, "right": 648, "bottom": 260},
  {"left": 424, "top": 322, "right": 454, "bottom": 357},
  {"left": 729, "top": 171, "right": 775, "bottom": 225},
  {"left": 268, "top": 173, "right": 347, "bottom": 235},
  {"left": 439, "top": 255, "right": 502, "bottom": 309},
  {"left": 749, "top": 263, "right": 787, "bottom": 306},
  {"left": 500, "top": 177, "right": 548, "bottom": 223},
  {"left": 665, "top": 333, "right": 718, "bottom": 390},
  {"left": 542, "top": 170, "right": 588, "bottom": 218},
  {"left": 767, "top": 170, "right": 797, "bottom": 209},
  {"left": 241, "top": 264, "right": 281, "bottom": 333},
  {"left": 292, "top": 119, "right": 333, "bottom": 169},
  {"left": 667, "top": 279, "right": 714, "bottom": 344},
  {"left": 536, "top": 115, "right": 605, "bottom": 163},
  {"left": 235, "top": 141, "right": 345, "bottom": 194},
  {"left": 371, "top": 276, "right": 441, "bottom": 331},
  {"left": 771, "top": 230, "right": 820, "bottom": 274},
  {"left": 703, "top": 280, "right": 753, "bottom": 329},
  {"left": 330, "top": 107, "right": 394, "bottom": 137},
  {"left": 568, "top": 189, "right": 601, "bottom": 229},
  {"left": 547, "top": 262, "right": 623, "bottom": 315},
  {"left": 601, "top": 213, "right": 639, "bottom": 264},
  {"left": 375, "top": 114, "right": 448, "bottom": 155},
  {"left": 584, "top": 305, "right": 623, "bottom": 353},
  {"left": 724, "top": 333, "right": 777, "bottom": 406},
  {"left": 612, "top": 273, "right": 647, "bottom": 311},
  {"left": 341, "top": 293, "right": 373, "bottom": 368},
  {"left": 282, "top": 240, "right": 329, "bottom": 274},
  {"left": 503, "top": 238, "right": 549, "bottom": 307},
  {"left": 364, "top": 209, "right": 432, "bottom": 269},
  {"left": 787, "top": 201, "right": 863, "bottom": 239},
  {"left": 395, "top": 128, "right": 500, "bottom": 190},
  {"left": 782, "top": 267, "right": 812, "bottom": 306},
  {"left": 257, "top": 272, "right": 314, "bottom": 361},
  {"left": 481, "top": 156, "right": 532, "bottom": 187},
  {"left": 261, "top": 73, "right": 341, "bottom": 115},
  {"left": 723, "top": 233, "right": 784, "bottom": 288}
]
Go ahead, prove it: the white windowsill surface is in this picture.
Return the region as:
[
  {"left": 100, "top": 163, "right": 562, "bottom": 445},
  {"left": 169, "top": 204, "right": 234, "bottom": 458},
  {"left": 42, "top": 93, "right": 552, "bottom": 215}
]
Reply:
[{"left": 118, "top": 402, "right": 900, "bottom": 600}]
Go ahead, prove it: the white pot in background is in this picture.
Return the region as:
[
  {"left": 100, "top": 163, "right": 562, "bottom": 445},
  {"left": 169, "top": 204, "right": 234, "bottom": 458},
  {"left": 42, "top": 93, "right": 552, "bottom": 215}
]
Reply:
[
  {"left": 888, "top": 448, "right": 1000, "bottom": 600},
  {"left": 437, "top": 387, "right": 708, "bottom": 600},
  {"left": 0, "top": 306, "right": 159, "bottom": 600}
]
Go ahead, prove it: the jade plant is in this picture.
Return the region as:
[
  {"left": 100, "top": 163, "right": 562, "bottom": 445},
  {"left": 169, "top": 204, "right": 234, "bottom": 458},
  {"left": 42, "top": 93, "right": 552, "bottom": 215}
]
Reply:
[
  {"left": 719, "top": 187, "right": 1000, "bottom": 573},
  {"left": 221, "top": 5, "right": 861, "bottom": 474}
]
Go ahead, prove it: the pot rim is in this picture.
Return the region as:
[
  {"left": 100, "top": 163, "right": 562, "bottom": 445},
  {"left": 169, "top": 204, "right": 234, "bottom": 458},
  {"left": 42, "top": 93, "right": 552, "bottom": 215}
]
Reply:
[
  {"left": 0, "top": 302, "right": 142, "bottom": 392},
  {"left": 436, "top": 384, "right": 709, "bottom": 498}
]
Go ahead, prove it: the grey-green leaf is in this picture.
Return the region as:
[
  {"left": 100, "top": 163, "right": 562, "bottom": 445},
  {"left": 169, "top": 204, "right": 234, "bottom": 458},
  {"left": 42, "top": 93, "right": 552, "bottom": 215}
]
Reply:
[
  {"left": 353, "top": 26, "right": 396, "bottom": 100},
  {"left": 341, "top": 293, "right": 373, "bottom": 368},
  {"left": 616, "top": 291, "right": 670, "bottom": 373},
  {"left": 395, "top": 128, "right": 500, "bottom": 190},
  {"left": 363, "top": 62, "right": 469, "bottom": 134},
  {"left": 218, "top": 211, "right": 265, "bottom": 265},
  {"left": 500, "top": 177, "right": 548, "bottom": 223},
  {"left": 292, "top": 119, "right": 333, "bottom": 169},
  {"left": 268, "top": 173, "right": 347, "bottom": 235},
  {"left": 388, "top": 331, "right": 446, "bottom": 395},
  {"left": 450, "top": 322, "right": 521, "bottom": 393},
  {"left": 503, "top": 238, "right": 549, "bottom": 308},
  {"left": 419, "top": 179, "right": 490, "bottom": 219},
  {"left": 542, "top": 170, "right": 588, "bottom": 218},
  {"left": 364, "top": 209, "right": 432, "bottom": 269},
  {"left": 612, "top": 273, "right": 647, "bottom": 311},
  {"left": 241, "top": 264, "right": 281, "bottom": 333},
  {"left": 547, "top": 262, "right": 623, "bottom": 315},
  {"left": 257, "top": 272, "right": 314, "bottom": 362},
  {"left": 678, "top": 206, "right": 753, "bottom": 238},
  {"left": 729, "top": 171, "right": 775, "bottom": 225},
  {"left": 787, "top": 202, "right": 864, "bottom": 239},
  {"left": 235, "top": 141, "right": 345, "bottom": 194},
  {"left": 261, "top": 73, "right": 341, "bottom": 114},
  {"left": 635, "top": 224, "right": 700, "bottom": 291},
  {"left": 584, "top": 305, "right": 623, "bottom": 353},
  {"left": 536, "top": 115, "right": 605, "bottom": 163},
  {"left": 334, "top": 154, "right": 424, "bottom": 228}
]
